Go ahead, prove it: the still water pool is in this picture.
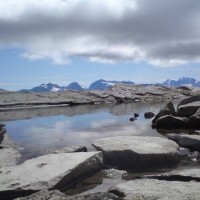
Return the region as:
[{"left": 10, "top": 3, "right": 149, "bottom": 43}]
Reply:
[{"left": 0, "top": 102, "right": 172, "bottom": 160}]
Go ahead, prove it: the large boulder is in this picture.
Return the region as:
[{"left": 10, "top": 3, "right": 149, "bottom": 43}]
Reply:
[
  {"left": 177, "top": 101, "right": 200, "bottom": 117},
  {"left": 0, "top": 152, "right": 103, "bottom": 199},
  {"left": 153, "top": 115, "right": 189, "bottom": 129},
  {"left": 110, "top": 179, "right": 200, "bottom": 200},
  {"left": 152, "top": 110, "right": 171, "bottom": 124},
  {"left": 92, "top": 136, "right": 182, "bottom": 171},
  {"left": 178, "top": 95, "right": 200, "bottom": 107},
  {"left": 167, "top": 133, "right": 200, "bottom": 152},
  {"left": 152, "top": 101, "right": 175, "bottom": 124}
]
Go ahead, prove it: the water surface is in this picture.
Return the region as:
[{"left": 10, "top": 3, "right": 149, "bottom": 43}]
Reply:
[{"left": 0, "top": 102, "right": 172, "bottom": 160}]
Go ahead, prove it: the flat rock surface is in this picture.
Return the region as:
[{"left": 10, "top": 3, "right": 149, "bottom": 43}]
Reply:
[
  {"left": 15, "top": 191, "right": 122, "bottom": 200},
  {"left": 110, "top": 179, "right": 200, "bottom": 200},
  {"left": 93, "top": 136, "right": 179, "bottom": 154},
  {"left": 0, "top": 152, "right": 103, "bottom": 198},
  {"left": 167, "top": 133, "right": 200, "bottom": 152},
  {"left": 92, "top": 136, "right": 182, "bottom": 171}
]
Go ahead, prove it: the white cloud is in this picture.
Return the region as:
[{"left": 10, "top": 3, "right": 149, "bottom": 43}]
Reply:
[{"left": 0, "top": 0, "right": 200, "bottom": 67}]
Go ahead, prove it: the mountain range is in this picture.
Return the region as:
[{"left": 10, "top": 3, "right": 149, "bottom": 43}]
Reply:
[
  {"left": 161, "top": 77, "right": 200, "bottom": 87},
  {"left": 19, "top": 79, "right": 135, "bottom": 92},
  {"left": 2, "top": 77, "right": 200, "bottom": 92},
  {"left": 19, "top": 82, "right": 83, "bottom": 93}
]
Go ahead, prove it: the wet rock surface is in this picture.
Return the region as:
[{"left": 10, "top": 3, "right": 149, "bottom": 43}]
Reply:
[
  {"left": 146, "top": 168, "right": 200, "bottom": 182},
  {"left": 110, "top": 179, "right": 200, "bottom": 200},
  {"left": 167, "top": 133, "right": 200, "bottom": 152},
  {"left": 0, "top": 152, "right": 103, "bottom": 199},
  {"left": 93, "top": 136, "right": 182, "bottom": 171}
]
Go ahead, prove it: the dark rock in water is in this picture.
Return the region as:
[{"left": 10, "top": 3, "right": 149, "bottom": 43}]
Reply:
[
  {"left": 167, "top": 133, "right": 200, "bottom": 152},
  {"left": 16, "top": 191, "right": 123, "bottom": 200},
  {"left": 110, "top": 179, "right": 200, "bottom": 200},
  {"left": 152, "top": 110, "right": 171, "bottom": 124},
  {"left": 92, "top": 136, "right": 182, "bottom": 171},
  {"left": 134, "top": 113, "right": 139, "bottom": 118},
  {"left": 153, "top": 115, "right": 189, "bottom": 129},
  {"left": 128, "top": 117, "right": 135, "bottom": 122},
  {"left": 177, "top": 101, "right": 200, "bottom": 117},
  {"left": 0, "top": 152, "right": 103, "bottom": 199},
  {"left": 144, "top": 112, "right": 155, "bottom": 119}
]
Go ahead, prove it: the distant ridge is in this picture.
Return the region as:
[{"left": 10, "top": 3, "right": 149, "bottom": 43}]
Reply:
[{"left": 89, "top": 79, "right": 134, "bottom": 90}]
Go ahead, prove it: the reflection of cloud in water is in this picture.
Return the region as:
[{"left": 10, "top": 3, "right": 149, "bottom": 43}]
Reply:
[
  {"left": 90, "top": 119, "right": 118, "bottom": 129},
  {"left": 21, "top": 119, "right": 160, "bottom": 157}
]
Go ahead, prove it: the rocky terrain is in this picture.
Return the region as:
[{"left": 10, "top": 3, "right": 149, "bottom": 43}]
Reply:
[
  {"left": 1, "top": 88, "right": 200, "bottom": 199},
  {"left": 1, "top": 84, "right": 200, "bottom": 111}
]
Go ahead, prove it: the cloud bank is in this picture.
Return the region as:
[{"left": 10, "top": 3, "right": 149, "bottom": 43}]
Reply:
[{"left": 0, "top": 0, "right": 200, "bottom": 66}]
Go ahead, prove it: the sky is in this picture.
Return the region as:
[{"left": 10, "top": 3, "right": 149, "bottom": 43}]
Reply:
[{"left": 1, "top": 0, "right": 200, "bottom": 90}]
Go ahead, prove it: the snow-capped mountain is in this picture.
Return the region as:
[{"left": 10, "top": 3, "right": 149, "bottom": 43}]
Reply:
[
  {"left": 20, "top": 83, "right": 62, "bottom": 93},
  {"left": 89, "top": 79, "right": 134, "bottom": 90},
  {"left": 20, "top": 82, "right": 83, "bottom": 92},
  {"left": 162, "top": 77, "right": 200, "bottom": 87}
]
